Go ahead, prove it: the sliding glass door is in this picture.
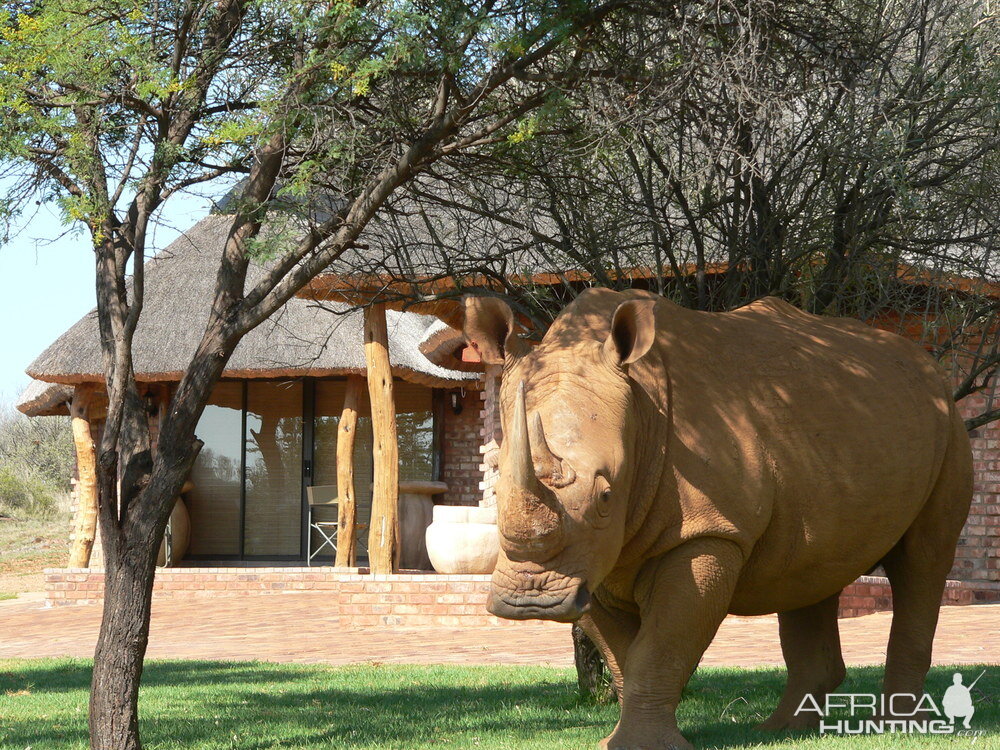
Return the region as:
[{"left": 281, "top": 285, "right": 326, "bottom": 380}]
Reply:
[
  {"left": 185, "top": 378, "right": 438, "bottom": 561},
  {"left": 186, "top": 380, "right": 305, "bottom": 560},
  {"left": 244, "top": 382, "right": 303, "bottom": 557},
  {"left": 313, "top": 381, "right": 375, "bottom": 537},
  {"left": 312, "top": 381, "right": 435, "bottom": 535},
  {"left": 186, "top": 382, "right": 243, "bottom": 557}
]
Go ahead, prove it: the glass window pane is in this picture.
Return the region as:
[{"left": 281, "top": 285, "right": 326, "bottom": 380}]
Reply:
[
  {"left": 244, "top": 381, "right": 303, "bottom": 557},
  {"left": 313, "top": 380, "right": 434, "bottom": 549},
  {"left": 398, "top": 411, "right": 433, "bottom": 481},
  {"left": 314, "top": 381, "right": 374, "bottom": 555},
  {"left": 395, "top": 382, "right": 433, "bottom": 482},
  {"left": 187, "top": 382, "right": 243, "bottom": 556}
]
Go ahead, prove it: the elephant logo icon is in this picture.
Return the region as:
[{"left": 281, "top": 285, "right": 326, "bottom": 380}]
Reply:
[{"left": 942, "top": 671, "right": 984, "bottom": 730}]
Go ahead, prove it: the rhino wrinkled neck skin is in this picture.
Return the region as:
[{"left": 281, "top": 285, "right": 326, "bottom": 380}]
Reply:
[{"left": 487, "top": 341, "right": 667, "bottom": 622}]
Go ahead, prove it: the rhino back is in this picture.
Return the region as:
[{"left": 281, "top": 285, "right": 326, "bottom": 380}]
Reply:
[{"left": 641, "top": 296, "right": 956, "bottom": 614}]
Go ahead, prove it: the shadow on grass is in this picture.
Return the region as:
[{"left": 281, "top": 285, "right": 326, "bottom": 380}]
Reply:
[
  {"left": 1, "top": 662, "right": 996, "bottom": 749},
  {"left": 1, "top": 659, "right": 320, "bottom": 694}
]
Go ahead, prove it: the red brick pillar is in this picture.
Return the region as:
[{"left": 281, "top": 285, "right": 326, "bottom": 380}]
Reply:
[{"left": 479, "top": 365, "right": 502, "bottom": 508}]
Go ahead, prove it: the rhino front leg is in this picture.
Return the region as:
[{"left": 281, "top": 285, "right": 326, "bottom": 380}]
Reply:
[{"left": 600, "top": 538, "right": 744, "bottom": 750}]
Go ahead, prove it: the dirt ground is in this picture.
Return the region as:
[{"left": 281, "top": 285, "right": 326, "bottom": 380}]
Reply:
[{"left": 0, "top": 513, "right": 69, "bottom": 598}]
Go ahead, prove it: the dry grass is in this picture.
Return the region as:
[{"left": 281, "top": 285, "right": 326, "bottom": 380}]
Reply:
[{"left": 0, "top": 508, "right": 70, "bottom": 598}]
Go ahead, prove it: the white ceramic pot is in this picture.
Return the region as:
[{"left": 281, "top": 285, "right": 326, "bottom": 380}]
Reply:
[{"left": 425, "top": 504, "right": 499, "bottom": 575}]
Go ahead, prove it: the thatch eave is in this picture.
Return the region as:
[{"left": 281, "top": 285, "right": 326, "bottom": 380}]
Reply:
[
  {"left": 26, "top": 365, "right": 474, "bottom": 390},
  {"left": 418, "top": 320, "right": 483, "bottom": 373},
  {"left": 16, "top": 379, "right": 73, "bottom": 417},
  {"left": 25, "top": 215, "right": 478, "bottom": 391}
]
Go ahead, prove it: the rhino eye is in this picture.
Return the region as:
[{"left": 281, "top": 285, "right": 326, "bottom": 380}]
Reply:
[{"left": 597, "top": 488, "right": 612, "bottom": 516}]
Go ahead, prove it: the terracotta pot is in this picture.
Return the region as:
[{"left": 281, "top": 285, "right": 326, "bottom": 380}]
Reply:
[
  {"left": 156, "top": 497, "right": 190, "bottom": 567},
  {"left": 425, "top": 504, "right": 499, "bottom": 575},
  {"left": 397, "top": 480, "right": 448, "bottom": 570}
]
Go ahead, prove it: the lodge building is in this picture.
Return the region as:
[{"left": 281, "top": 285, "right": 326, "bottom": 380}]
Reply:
[{"left": 17, "top": 211, "right": 999, "bottom": 623}]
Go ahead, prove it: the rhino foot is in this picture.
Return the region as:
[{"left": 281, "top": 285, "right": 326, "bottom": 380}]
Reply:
[{"left": 598, "top": 725, "right": 694, "bottom": 750}]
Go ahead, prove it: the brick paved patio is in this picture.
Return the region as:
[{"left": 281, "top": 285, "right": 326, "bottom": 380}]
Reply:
[{"left": 0, "top": 593, "right": 996, "bottom": 667}]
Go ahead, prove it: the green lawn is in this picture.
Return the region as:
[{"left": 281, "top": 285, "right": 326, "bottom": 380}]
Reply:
[{"left": 0, "top": 661, "right": 996, "bottom": 749}]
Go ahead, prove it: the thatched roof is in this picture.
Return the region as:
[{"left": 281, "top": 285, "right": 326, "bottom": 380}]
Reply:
[
  {"left": 16, "top": 379, "right": 73, "bottom": 417},
  {"left": 26, "top": 215, "right": 477, "bottom": 390},
  {"left": 418, "top": 319, "right": 480, "bottom": 372}
]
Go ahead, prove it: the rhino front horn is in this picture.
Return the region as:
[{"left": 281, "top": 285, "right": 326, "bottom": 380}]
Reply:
[{"left": 510, "top": 381, "right": 538, "bottom": 491}]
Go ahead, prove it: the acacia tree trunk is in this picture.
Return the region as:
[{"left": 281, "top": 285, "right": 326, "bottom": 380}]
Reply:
[
  {"left": 75, "top": 7, "right": 611, "bottom": 743},
  {"left": 85, "top": 55, "right": 283, "bottom": 741},
  {"left": 89, "top": 530, "right": 159, "bottom": 749},
  {"left": 87, "top": 374, "right": 215, "bottom": 749},
  {"left": 85, "top": 110, "right": 311, "bottom": 749},
  {"left": 573, "top": 623, "right": 616, "bottom": 704}
]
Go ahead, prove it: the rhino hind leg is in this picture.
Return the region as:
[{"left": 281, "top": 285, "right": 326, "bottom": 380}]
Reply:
[
  {"left": 758, "top": 592, "right": 846, "bottom": 731},
  {"left": 881, "top": 424, "right": 972, "bottom": 710},
  {"left": 579, "top": 597, "right": 640, "bottom": 702},
  {"left": 880, "top": 540, "right": 957, "bottom": 712}
]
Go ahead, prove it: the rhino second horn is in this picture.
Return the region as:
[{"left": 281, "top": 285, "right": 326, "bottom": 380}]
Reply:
[{"left": 530, "top": 412, "right": 576, "bottom": 488}]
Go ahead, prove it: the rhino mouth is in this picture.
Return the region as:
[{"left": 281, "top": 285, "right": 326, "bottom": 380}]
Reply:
[{"left": 487, "top": 580, "right": 591, "bottom": 622}]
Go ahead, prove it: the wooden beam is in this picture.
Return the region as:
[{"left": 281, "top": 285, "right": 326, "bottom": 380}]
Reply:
[
  {"left": 67, "top": 385, "right": 98, "bottom": 569},
  {"left": 335, "top": 375, "right": 363, "bottom": 567},
  {"left": 154, "top": 384, "right": 170, "bottom": 454},
  {"left": 364, "top": 303, "right": 399, "bottom": 574}
]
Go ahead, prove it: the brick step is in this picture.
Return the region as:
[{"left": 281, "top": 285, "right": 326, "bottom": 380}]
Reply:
[
  {"left": 45, "top": 567, "right": 1000, "bottom": 626},
  {"left": 839, "top": 575, "right": 1000, "bottom": 617},
  {"left": 44, "top": 568, "right": 539, "bottom": 628}
]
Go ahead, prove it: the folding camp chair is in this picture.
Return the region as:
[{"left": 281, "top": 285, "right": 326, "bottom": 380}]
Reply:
[
  {"left": 306, "top": 485, "right": 369, "bottom": 565},
  {"left": 306, "top": 485, "right": 339, "bottom": 565}
]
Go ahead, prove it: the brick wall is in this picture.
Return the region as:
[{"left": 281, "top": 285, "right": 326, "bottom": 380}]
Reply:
[
  {"left": 838, "top": 576, "right": 1000, "bottom": 618},
  {"left": 43, "top": 568, "right": 565, "bottom": 628},
  {"left": 43, "top": 568, "right": 1000, "bottom": 620},
  {"left": 956, "top": 384, "right": 1000, "bottom": 583},
  {"left": 440, "top": 385, "right": 485, "bottom": 506},
  {"left": 479, "top": 365, "right": 502, "bottom": 508}
]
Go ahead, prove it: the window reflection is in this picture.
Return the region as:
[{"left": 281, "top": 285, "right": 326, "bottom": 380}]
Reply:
[
  {"left": 244, "top": 381, "right": 303, "bottom": 557},
  {"left": 187, "top": 382, "right": 243, "bottom": 556},
  {"left": 186, "top": 378, "right": 436, "bottom": 561}
]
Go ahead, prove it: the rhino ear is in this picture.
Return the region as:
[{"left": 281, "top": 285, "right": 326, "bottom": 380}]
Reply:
[
  {"left": 605, "top": 299, "right": 657, "bottom": 366},
  {"left": 463, "top": 296, "right": 527, "bottom": 364}
]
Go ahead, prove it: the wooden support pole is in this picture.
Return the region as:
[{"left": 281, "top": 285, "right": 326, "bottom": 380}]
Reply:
[
  {"left": 67, "top": 385, "right": 98, "bottom": 569},
  {"left": 364, "top": 303, "right": 399, "bottom": 574},
  {"left": 153, "top": 383, "right": 170, "bottom": 456},
  {"left": 335, "top": 375, "right": 363, "bottom": 567}
]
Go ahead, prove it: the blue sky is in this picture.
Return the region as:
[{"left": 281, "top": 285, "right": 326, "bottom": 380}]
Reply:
[{"left": 0, "top": 194, "right": 212, "bottom": 405}]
